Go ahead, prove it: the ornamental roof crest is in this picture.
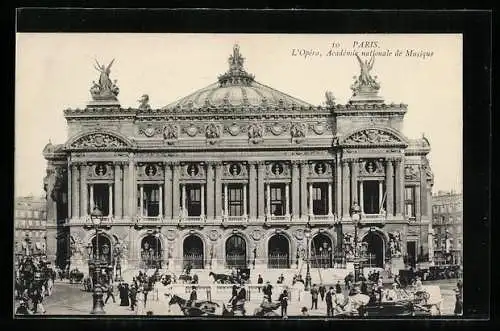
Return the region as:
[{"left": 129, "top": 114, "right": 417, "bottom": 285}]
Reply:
[
  {"left": 67, "top": 130, "right": 132, "bottom": 150},
  {"left": 217, "top": 44, "right": 255, "bottom": 87}
]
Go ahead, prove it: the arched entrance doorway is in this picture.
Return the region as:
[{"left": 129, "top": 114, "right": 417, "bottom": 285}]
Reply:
[
  {"left": 141, "top": 235, "right": 162, "bottom": 269},
  {"left": 91, "top": 234, "right": 112, "bottom": 265},
  {"left": 268, "top": 234, "right": 290, "bottom": 268},
  {"left": 183, "top": 235, "right": 204, "bottom": 269},
  {"left": 311, "top": 233, "right": 333, "bottom": 268},
  {"left": 362, "top": 230, "right": 385, "bottom": 268},
  {"left": 225, "top": 235, "right": 247, "bottom": 268}
]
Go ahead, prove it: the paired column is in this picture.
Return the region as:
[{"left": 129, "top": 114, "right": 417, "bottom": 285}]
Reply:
[
  {"left": 71, "top": 164, "right": 79, "bottom": 218},
  {"left": 385, "top": 159, "right": 394, "bottom": 217},
  {"left": 308, "top": 183, "right": 313, "bottom": 216},
  {"left": 341, "top": 160, "right": 350, "bottom": 218},
  {"left": 114, "top": 163, "right": 122, "bottom": 218},
  {"left": 420, "top": 165, "right": 428, "bottom": 217},
  {"left": 266, "top": 183, "right": 271, "bottom": 216},
  {"left": 139, "top": 185, "right": 144, "bottom": 216},
  {"left": 89, "top": 183, "right": 94, "bottom": 212},
  {"left": 80, "top": 163, "right": 88, "bottom": 216},
  {"left": 164, "top": 163, "right": 172, "bottom": 219},
  {"left": 206, "top": 163, "right": 215, "bottom": 220},
  {"left": 285, "top": 183, "right": 290, "bottom": 216},
  {"left": 248, "top": 162, "right": 257, "bottom": 220},
  {"left": 181, "top": 183, "right": 186, "bottom": 215},
  {"left": 415, "top": 184, "right": 421, "bottom": 220},
  {"left": 215, "top": 162, "right": 222, "bottom": 219},
  {"left": 257, "top": 162, "right": 265, "bottom": 220},
  {"left": 159, "top": 186, "right": 163, "bottom": 218},
  {"left": 172, "top": 163, "right": 180, "bottom": 219},
  {"left": 201, "top": 184, "right": 206, "bottom": 218},
  {"left": 127, "top": 154, "right": 135, "bottom": 219},
  {"left": 359, "top": 181, "right": 364, "bottom": 213},
  {"left": 335, "top": 156, "right": 342, "bottom": 217},
  {"left": 224, "top": 183, "right": 229, "bottom": 217},
  {"left": 351, "top": 159, "right": 359, "bottom": 205},
  {"left": 328, "top": 182, "right": 333, "bottom": 216},
  {"left": 300, "top": 162, "right": 308, "bottom": 220},
  {"left": 394, "top": 159, "right": 404, "bottom": 216},
  {"left": 291, "top": 162, "right": 300, "bottom": 220},
  {"left": 108, "top": 183, "right": 113, "bottom": 217},
  {"left": 67, "top": 163, "right": 72, "bottom": 219},
  {"left": 242, "top": 184, "right": 247, "bottom": 217}
]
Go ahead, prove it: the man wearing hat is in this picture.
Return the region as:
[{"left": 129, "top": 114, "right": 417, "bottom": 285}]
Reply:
[
  {"left": 188, "top": 286, "right": 198, "bottom": 307},
  {"left": 129, "top": 283, "right": 138, "bottom": 311},
  {"left": 278, "top": 288, "right": 288, "bottom": 319},
  {"left": 325, "top": 286, "right": 334, "bottom": 316},
  {"left": 263, "top": 281, "right": 273, "bottom": 303}
]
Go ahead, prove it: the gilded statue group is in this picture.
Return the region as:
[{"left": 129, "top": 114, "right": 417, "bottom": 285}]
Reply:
[
  {"left": 351, "top": 54, "right": 380, "bottom": 94},
  {"left": 90, "top": 59, "right": 120, "bottom": 100}
]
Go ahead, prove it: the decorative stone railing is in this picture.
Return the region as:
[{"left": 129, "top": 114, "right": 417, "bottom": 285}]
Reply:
[
  {"left": 361, "top": 213, "right": 386, "bottom": 224},
  {"left": 136, "top": 216, "right": 163, "bottom": 223},
  {"left": 309, "top": 214, "right": 336, "bottom": 224},
  {"left": 180, "top": 216, "right": 206, "bottom": 225},
  {"left": 222, "top": 215, "right": 248, "bottom": 225},
  {"left": 265, "top": 215, "right": 291, "bottom": 224}
]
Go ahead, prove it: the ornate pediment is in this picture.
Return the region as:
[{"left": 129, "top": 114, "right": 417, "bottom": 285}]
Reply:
[
  {"left": 68, "top": 132, "right": 130, "bottom": 150},
  {"left": 342, "top": 128, "right": 407, "bottom": 146}
]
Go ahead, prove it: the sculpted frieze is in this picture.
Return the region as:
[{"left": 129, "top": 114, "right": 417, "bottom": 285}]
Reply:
[
  {"left": 181, "top": 162, "right": 206, "bottom": 179},
  {"left": 309, "top": 161, "right": 333, "bottom": 177},
  {"left": 223, "top": 162, "right": 248, "bottom": 178},
  {"left": 182, "top": 123, "right": 203, "bottom": 137},
  {"left": 247, "top": 122, "right": 264, "bottom": 144},
  {"left": 87, "top": 162, "right": 114, "bottom": 179},
  {"left": 344, "top": 129, "right": 402, "bottom": 145},
  {"left": 224, "top": 122, "right": 243, "bottom": 136},
  {"left": 359, "top": 159, "right": 385, "bottom": 177},
  {"left": 309, "top": 121, "right": 331, "bottom": 135},
  {"left": 266, "top": 161, "right": 291, "bottom": 178},
  {"left": 404, "top": 165, "right": 420, "bottom": 181},
  {"left": 138, "top": 123, "right": 163, "bottom": 137},
  {"left": 70, "top": 133, "right": 128, "bottom": 149},
  {"left": 136, "top": 163, "right": 164, "bottom": 180}
]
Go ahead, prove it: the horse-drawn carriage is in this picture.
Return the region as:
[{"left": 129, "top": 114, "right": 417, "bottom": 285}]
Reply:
[
  {"left": 209, "top": 268, "right": 251, "bottom": 284},
  {"left": 69, "top": 269, "right": 85, "bottom": 284},
  {"left": 167, "top": 294, "right": 222, "bottom": 316}
]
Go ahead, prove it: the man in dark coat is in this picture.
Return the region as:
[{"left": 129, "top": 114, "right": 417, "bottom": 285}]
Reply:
[
  {"left": 319, "top": 284, "right": 326, "bottom": 301},
  {"left": 236, "top": 284, "right": 247, "bottom": 302},
  {"left": 335, "top": 281, "right": 342, "bottom": 294},
  {"left": 257, "top": 274, "right": 263, "bottom": 292},
  {"left": 310, "top": 284, "right": 319, "bottom": 310},
  {"left": 278, "top": 288, "right": 288, "bottom": 318},
  {"left": 188, "top": 286, "right": 197, "bottom": 307},
  {"left": 105, "top": 282, "right": 115, "bottom": 304},
  {"left": 129, "top": 284, "right": 137, "bottom": 311},
  {"left": 325, "top": 287, "right": 334, "bottom": 316},
  {"left": 263, "top": 281, "right": 273, "bottom": 303}
]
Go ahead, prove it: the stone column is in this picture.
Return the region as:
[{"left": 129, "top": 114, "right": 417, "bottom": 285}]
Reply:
[
  {"left": 285, "top": 183, "right": 290, "bottom": 216},
  {"left": 108, "top": 183, "right": 113, "bottom": 217},
  {"left": 300, "top": 162, "right": 308, "bottom": 220},
  {"left": 159, "top": 186, "right": 163, "bottom": 218},
  {"left": 291, "top": 162, "right": 300, "bottom": 221},
  {"left": 206, "top": 163, "right": 214, "bottom": 220},
  {"left": 172, "top": 163, "right": 180, "bottom": 219},
  {"left": 67, "top": 163, "right": 72, "bottom": 219},
  {"left": 248, "top": 162, "right": 257, "bottom": 220},
  {"left": 328, "top": 182, "right": 333, "bottom": 216},
  {"left": 379, "top": 180, "right": 383, "bottom": 212},
  {"left": 114, "top": 164, "right": 122, "bottom": 218},
  {"left": 127, "top": 155, "right": 135, "bottom": 219},
  {"left": 181, "top": 184, "right": 186, "bottom": 213},
  {"left": 201, "top": 184, "right": 205, "bottom": 218},
  {"left": 335, "top": 157, "right": 342, "bottom": 217},
  {"left": 386, "top": 159, "right": 394, "bottom": 217},
  {"left": 351, "top": 159, "right": 358, "bottom": 205},
  {"left": 266, "top": 183, "right": 271, "bottom": 217},
  {"left": 257, "top": 162, "right": 265, "bottom": 220},
  {"left": 415, "top": 184, "right": 421, "bottom": 220},
  {"left": 89, "top": 184, "right": 94, "bottom": 212},
  {"left": 308, "top": 183, "right": 313, "bottom": 216},
  {"left": 215, "top": 162, "right": 222, "bottom": 219},
  {"left": 164, "top": 163, "right": 172, "bottom": 220},
  {"left": 394, "top": 159, "right": 404, "bottom": 216},
  {"left": 359, "top": 181, "right": 364, "bottom": 213},
  {"left": 420, "top": 165, "right": 428, "bottom": 217},
  {"left": 139, "top": 185, "right": 144, "bottom": 217},
  {"left": 71, "top": 164, "right": 79, "bottom": 218},
  {"left": 242, "top": 184, "right": 247, "bottom": 217},
  {"left": 342, "top": 160, "right": 350, "bottom": 218},
  {"left": 80, "top": 164, "right": 88, "bottom": 216},
  {"left": 224, "top": 183, "right": 228, "bottom": 216}
]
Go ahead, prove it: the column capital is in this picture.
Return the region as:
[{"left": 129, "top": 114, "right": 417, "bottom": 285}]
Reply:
[
  {"left": 247, "top": 160, "right": 259, "bottom": 166},
  {"left": 291, "top": 160, "right": 301, "bottom": 168}
]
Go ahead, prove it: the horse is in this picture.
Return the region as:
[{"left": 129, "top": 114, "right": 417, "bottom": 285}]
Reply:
[
  {"left": 167, "top": 294, "right": 222, "bottom": 316},
  {"left": 209, "top": 272, "right": 234, "bottom": 284}
]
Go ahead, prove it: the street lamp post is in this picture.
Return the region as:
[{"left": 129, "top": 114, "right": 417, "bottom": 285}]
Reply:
[
  {"left": 90, "top": 207, "right": 105, "bottom": 315},
  {"left": 304, "top": 228, "right": 312, "bottom": 291},
  {"left": 351, "top": 202, "right": 362, "bottom": 282},
  {"left": 155, "top": 230, "right": 161, "bottom": 269}
]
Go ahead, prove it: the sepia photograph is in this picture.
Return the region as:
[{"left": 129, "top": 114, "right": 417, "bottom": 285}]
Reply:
[{"left": 14, "top": 31, "right": 466, "bottom": 319}]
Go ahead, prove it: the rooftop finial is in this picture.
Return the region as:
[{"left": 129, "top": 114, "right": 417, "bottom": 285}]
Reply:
[{"left": 218, "top": 44, "right": 255, "bottom": 87}]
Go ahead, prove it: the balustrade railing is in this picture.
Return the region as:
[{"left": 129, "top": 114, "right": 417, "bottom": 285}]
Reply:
[{"left": 266, "top": 215, "right": 291, "bottom": 224}]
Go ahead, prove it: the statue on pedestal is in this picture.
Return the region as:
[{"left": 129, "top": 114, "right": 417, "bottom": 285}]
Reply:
[
  {"left": 90, "top": 59, "right": 120, "bottom": 101},
  {"left": 350, "top": 54, "right": 380, "bottom": 96}
]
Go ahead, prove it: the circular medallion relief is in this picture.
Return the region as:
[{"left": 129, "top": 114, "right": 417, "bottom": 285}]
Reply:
[
  {"left": 229, "top": 163, "right": 242, "bottom": 176},
  {"left": 187, "top": 163, "right": 199, "bottom": 176},
  {"left": 145, "top": 164, "right": 157, "bottom": 177},
  {"left": 186, "top": 124, "right": 198, "bottom": 137},
  {"left": 165, "top": 230, "right": 176, "bottom": 241},
  {"left": 314, "top": 162, "right": 327, "bottom": 175},
  {"left": 144, "top": 126, "right": 156, "bottom": 137},
  {"left": 228, "top": 123, "right": 241, "bottom": 136},
  {"left": 208, "top": 230, "right": 219, "bottom": 241},
  {"left": 294, "top": 229, "right": 305, "bottom": 241},
  {"left": 251, "top": 229, "right": 263, "bottom": 241},
  {"left": 271, "top": 162, "right": 284, "bottom": 175},
  {"left": 313, "top": 122, "right": 326, "bottom": 135},
  {"left": 95, "top": 163, "right": 107, "bottom": 176},
  {"left": 270, "top": 123, "right": 284, "bottom": 136}
]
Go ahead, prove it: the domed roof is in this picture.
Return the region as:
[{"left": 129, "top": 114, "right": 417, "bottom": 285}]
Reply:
[{"left": 163, "top": 45, "right": 313, "bottom": 110}]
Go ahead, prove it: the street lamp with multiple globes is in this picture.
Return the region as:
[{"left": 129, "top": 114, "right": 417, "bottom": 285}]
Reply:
[
  {"left": 89, "top": 206, "right": 105, "bottom": 315},
  {"left": 351, "top": 202, "right": 362, "bottom": 282},
  {"left": 304, "top": 227, "right": 312, "bottom": 291}
]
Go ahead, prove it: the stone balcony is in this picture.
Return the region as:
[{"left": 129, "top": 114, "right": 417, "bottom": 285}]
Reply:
[
  {"left": 265, "top": 214, "right": 291, "bottom": 226},
  {"left": 309, "top": 214, "right": 338, "bottom": 225},
  {"left": 222, "top": 215, "right": 248, "bottom": 226},
  {"left": 360, "top": 213, "right": 387, "bottom": 225}
]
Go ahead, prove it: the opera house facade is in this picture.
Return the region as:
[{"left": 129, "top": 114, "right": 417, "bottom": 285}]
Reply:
[{"left": 42, "top": 45, "right": 434, "bottom": 278}]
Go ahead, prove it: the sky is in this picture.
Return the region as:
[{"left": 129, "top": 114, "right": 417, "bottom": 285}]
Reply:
[{"left": 15, "top": 33, "right": 462, "bottom": 197}]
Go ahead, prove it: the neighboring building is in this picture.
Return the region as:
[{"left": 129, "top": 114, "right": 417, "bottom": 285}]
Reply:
[
  {"left": 431, "top": 190, "right": 463, "bottom": 265},
  {"left": 42, "top": 44, "right": 434, "bottom": 275},
  {"left": 14, "top": 196, "right": 48, "bottom": 258}
]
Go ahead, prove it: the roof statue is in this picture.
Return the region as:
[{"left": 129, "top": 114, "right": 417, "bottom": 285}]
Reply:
[
  {"left": 325, "top": 91, "right": 336, "bottom": 107},
  {"left": 349, "top": 54, "right": 383, "bottom": 104},
  {"left": 90, "top": 59, "right": 120, "bottom": 102},
  {"left": 217, "top": 44, "right": 255, "bottom": 87},
  {"left": 138, "top": 94, "right": 151, "bottom": 110}
]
